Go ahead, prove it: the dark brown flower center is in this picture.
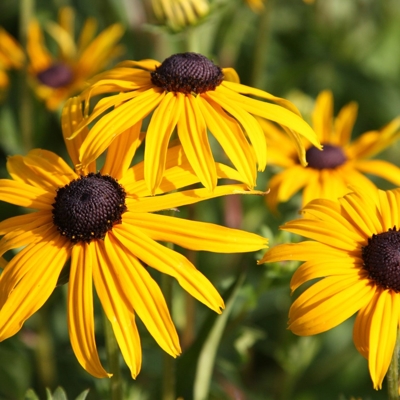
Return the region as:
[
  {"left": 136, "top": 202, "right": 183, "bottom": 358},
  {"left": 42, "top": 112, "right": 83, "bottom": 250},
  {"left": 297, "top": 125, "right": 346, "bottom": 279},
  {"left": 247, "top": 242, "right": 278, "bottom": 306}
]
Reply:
[
  {"left": 362, "top": 227, "right": 400, "bottom": 292},
  {"left": 52, "top": 173, "right": 127, "bottom": 243},
  {"left": 150, "top": 52, "right": 224, "bottom": 94},
  {"left": 37, "top": 63, "right": 73, "bottom": 88},
  {"left": 306, "top": 143, "right": 347, "bottom": 169}
]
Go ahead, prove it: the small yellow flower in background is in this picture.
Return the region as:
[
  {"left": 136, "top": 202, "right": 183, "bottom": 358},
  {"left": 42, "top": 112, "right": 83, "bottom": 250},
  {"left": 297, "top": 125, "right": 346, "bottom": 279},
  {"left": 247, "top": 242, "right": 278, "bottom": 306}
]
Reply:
[
  {"left": 26, "top": 7, "right": 124, "bottom": 110},
  {"left": 244, "top": 0, "right": 265, "bottom": 12},
  {"left": 263, "top": 90, "right": 400, "bottom": 211},
  {"left": 151, "top": 0, "right": 210, "bottom": 31},
  {"left": 0, "top": 27, "right": 25, "bottom": 94},
  {"left": 0, "top": 97, "right": 268, "bottom": 379},
  {"left": 260, "top": 185, "right": 400, "bottom": 390},
  {"left": 71, "top": 52, "right": 319, "bottom": 195}
]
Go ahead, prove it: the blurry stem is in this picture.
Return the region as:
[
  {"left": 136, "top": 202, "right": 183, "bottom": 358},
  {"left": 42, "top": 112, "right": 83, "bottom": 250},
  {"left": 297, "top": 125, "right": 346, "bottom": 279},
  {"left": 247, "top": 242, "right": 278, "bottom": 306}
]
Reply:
[
  {"left": 19, "top": 0, "right": 34, "bottom": 152},
  {"left": 250, "top": 2, "right": 270, "bottom": 88},
  {"left": 104, "top": 313, "right": 123, "bottom": 400},
  {"left": 185, "top": 27, "right": 201, "bottom": 53},
  {"left": 387, "top": 329, "right": 400, "bottom": 400},
  {"left": 162, "top": 243, "right": 175, "bottom": 400}
]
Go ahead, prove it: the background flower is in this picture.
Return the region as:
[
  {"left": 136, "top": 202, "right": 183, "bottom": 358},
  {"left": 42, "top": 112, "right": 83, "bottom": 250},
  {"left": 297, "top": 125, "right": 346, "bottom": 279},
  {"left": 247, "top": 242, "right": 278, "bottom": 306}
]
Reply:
[
  {"left": 26, "top": 7, "right": 124, "bottom": 110},
  {"left": 263, "top": 90, "right": 400, "bottom": 211}
]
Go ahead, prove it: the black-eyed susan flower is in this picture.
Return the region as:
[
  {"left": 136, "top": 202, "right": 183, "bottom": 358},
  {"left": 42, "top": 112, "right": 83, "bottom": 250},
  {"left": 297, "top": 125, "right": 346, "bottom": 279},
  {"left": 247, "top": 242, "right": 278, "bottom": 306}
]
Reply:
[
  {"left": 26, "top": 7, "right": 124, "bottom": 110},
  {"left": 151, "top": 0, "right": 210, "bottom": 31},
  {"left": 262, "top": 90, "right": 400, "bottom": 210},
  {"left": 0, "top": 97, "right": 268, "bottom": 379},
  {"left": 0, "top": 27, "right": 25, "bottom": 95},
  {"left": 72, "top": 52, "right": 319, "bottom": 194},
  {"left": 259, "top": 186, "right": 400, "bottom": 389}
]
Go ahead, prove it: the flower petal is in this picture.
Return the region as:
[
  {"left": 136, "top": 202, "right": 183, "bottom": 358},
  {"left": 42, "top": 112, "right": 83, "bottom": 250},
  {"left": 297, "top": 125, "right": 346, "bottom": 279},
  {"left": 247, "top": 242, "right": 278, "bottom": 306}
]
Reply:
[
  {"left": 68, "top": 243, "right": 110, "bottom": 378},
  {"left": 105, "top": 233, "right": 181, "bottom": 357},
  {"left": 288, "top": 273, "right": 375, "bottom": 335},
  {"left": 123, "top": 212, "right": 267, "bottom": 253},
  {"left": 177, "top": 94, "right": 217, "bottom": 191},
  {"left": 91, "top": 240, "right": 142, "bottom": 378},
  {"left": 312, "top": 90, "right": 333, "bottom": 143},
  {"left": 0, "top": 232, "right": 70, "bottom": 340},
  {"left": 144, "top": 92, "right": 183, "bottom": 194},
  {"left": 354, "top": 159, "right": 400, "bottom": 187},
  {"left": 112, "top": 224, "right": 224, "bottom": 314}
]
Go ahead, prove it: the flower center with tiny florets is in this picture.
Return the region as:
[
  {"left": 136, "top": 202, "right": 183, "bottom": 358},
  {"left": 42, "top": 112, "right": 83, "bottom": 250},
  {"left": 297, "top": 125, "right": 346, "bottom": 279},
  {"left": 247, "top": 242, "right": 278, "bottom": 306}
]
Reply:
[
  {"left": 362, "top": 227, "right": 400, "bottom": 292},
  {"left": 52, "top": 173, "right": 127, "bottom": 243},
  {"left": 306, "top": 143, "right": 347, "bottom": 169},
  {"left": 37, "top": 63, "right": 74, "bottom": 88},
  {"left": 150, "top": 52, "right": 224, "bottom": 95}
]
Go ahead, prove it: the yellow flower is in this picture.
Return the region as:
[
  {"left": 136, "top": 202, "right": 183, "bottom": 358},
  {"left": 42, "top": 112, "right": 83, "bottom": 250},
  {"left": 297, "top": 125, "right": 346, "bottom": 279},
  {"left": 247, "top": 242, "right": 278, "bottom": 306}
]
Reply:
[
  {"left": 26, "top": 7, "right": 124, "bottom": 110},
  {"left": 71, "top": 52, "right": 319, "bottom": 194},
  {"left": 151, "top": 0, "right": 210, "bottom": 31},
  {"left": 263, "top": 90, "right": 400, "bottom": 210},
  {"left": 0, "top": 27, "right": 25, "bottom": 93},
  {"left": 259, "top": 186, "right": 400, "bottom": 389},
  {"left": 0, "top": 97, "right": 268, "bottom": 378}
]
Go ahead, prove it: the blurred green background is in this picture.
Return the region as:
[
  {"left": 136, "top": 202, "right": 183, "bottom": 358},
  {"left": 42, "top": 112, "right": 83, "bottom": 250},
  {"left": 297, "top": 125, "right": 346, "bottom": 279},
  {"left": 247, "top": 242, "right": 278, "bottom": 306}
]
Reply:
[{"left": 1, "top": 0, "right": 400, "bottom": 399}]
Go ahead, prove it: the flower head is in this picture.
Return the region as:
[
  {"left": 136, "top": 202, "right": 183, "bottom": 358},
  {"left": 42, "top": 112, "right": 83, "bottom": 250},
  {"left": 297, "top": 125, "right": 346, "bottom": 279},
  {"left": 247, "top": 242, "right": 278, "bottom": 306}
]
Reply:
[
  {"left": 151, "top": 0, "right": 210, "bottom": 31},
  {"left": 26, "top": 7, "right": 124, "bottom": 110},
  {"left": 0, "top": 28, "right": 25, "bottom": 95},
  {"left": 71, "top": 52, "right": 319, "bottom": 194},
  {"left": 260, "top": 185, "right": 400, "bottom": 389},
  {"left": 0, "top": 97, "right": 268, "bottom": 378},
  {"left": 263, "top": 90, "right": 400, "bottom": 210}
]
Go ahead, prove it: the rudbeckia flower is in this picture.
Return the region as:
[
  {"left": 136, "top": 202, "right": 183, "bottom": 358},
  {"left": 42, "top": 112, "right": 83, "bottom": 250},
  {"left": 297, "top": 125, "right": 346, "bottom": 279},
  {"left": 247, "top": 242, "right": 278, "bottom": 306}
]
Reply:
[
  {"left": 26, "top": 7, "right": 124, "bottom": 110},
  {"left": 0, "top": 27, "right": 25, "bottom": 94},
  {"left": 72, "top": 52, "right": 319, "bottom": 194},
  {"left": 151, "top": 0, "right": 210, "bottom": 31},
  {"left": 260, "top": 186, "right": 400, "bottom": 389},
  {"left": 0, "top": 97, "right": 268, "bottom": 378},
  {"left": 263, "top": 90, "right": 400, "bottom": 210}
]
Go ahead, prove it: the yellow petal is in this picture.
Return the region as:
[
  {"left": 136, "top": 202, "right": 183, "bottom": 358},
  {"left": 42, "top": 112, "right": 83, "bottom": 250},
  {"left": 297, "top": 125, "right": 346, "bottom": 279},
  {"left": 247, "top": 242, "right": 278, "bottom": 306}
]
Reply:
[
  {"left": 333, "top": 101, "right": 358, "bottom": 146},
  {"left": 144, "top": 92, "right": 182, "bottom": 194},
  {"left": 0, "top": 179, "right": 54, "bottom": 210},
  {"left": 198, "top": 95, "right": 256, "bottom": 188},
  {"left": 368, "top": 290, "right": 400, "bottom": 390},
  {"left": 127, "top": 184, "right": 265, "bottom": 214},
  {"left": 68, "top": 243, "right": 110, "bottom": 378},
  {"left": 27, "top": 20, "right": 52, "bottom": 72},
  {"left": 289, "top": 274, "right": 375, "bottom": 335},
  {"left": 0, "top": 210, "right": 50, "bottom": 235},
  {"left": 105, "top": 233, "right": 181, "bottom": 357},
  {"left": 123, "top": 212, "right": 267, "bottom": 253},
  {"left": 91, "top": 240, "right": 142, "bottom": 378},
  {"left": 312, "top": 90, "right": 333, "bottom": 144},
  {"left": 0, "top": 233, "right": 70, "bottom": 340},
  {"left": 78, "top": 88, "right": 164, "bottom": 167},
  {"left": 113, "top": 224, "right": 224, "bottom": 314},
  {"left": 355, "top": 159, "right": 400, "bottom": 187},
  {"left": 177, "top": 94, "right": 217, "bottom": 191}
]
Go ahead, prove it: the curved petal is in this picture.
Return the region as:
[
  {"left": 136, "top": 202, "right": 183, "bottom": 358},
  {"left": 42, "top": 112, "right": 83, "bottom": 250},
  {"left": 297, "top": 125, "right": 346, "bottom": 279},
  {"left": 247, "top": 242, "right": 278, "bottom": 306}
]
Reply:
[
  {"left": 204, "top": 91, "right": 267, "bottom": 170},
  {"left": 368, "top": 289, "right": 400, "bottom": 390},
  {"left": 198, "top": 95, "right": 256, "bottom": 188},
  {"left": 144, "top": 92, "right": 182, "bottom": 194},
  {"left": 288, "top": 273, "right": 375, "bottom": 335},
  {"left": 258, "top": 241, "right": 361, "bottom": 264},
  {"left": 123, "top": 212, "right": 267, "bottom": 253},
  {"left": 0, "top": 232, "right": 70, "bottom": 340},
  {"left": 0, "top": 179, "right": 55, "bottom": 210},
  {"left": 0, "top": 210, "right": 51, "bottom": 235},
  {"left": 78, "top": 88, "right": 164, "bottom": 167},
  {"left": 105, "top": 233, "right": 181, "bottom": 357},
  {"left": 126, "top": 184, "right": 265, "bottom": 214},
  {"left": 91, "top": 240, "right": 142, "bottom": 378},
  {"left": 68, "top": 243, "right": 110, "bottom": 378},
  {"left": 177, "top": 94, "right": 217, "bottom": 191},
  {"left": 354, "top": 159, "right": 400, "bottom": 187},
  {"left": 112, "top": 224, "right": 224, "bottom": 314}
]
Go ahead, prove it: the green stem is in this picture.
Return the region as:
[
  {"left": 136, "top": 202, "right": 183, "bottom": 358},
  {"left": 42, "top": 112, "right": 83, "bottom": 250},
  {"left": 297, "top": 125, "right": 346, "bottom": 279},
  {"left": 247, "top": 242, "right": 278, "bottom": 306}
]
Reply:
[
  {"left": 19, "top": 0, "right": 34, "bottom": 152},
  {"left": 103, "top": 313, "right": 123, "bottom": 400},
  {"left": 387, "top": 329, "right": 400, "bottom": 400},
  {"left": 162, "top": 242, "right": 175, "bottom": 400}
]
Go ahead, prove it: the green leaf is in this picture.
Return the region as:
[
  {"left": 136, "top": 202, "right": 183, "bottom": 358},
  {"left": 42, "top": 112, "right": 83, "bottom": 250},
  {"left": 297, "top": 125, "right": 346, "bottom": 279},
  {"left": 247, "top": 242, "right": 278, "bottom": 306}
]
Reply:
[{"left": 24, "top": 389, "right": 40, "bottom": 400}]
